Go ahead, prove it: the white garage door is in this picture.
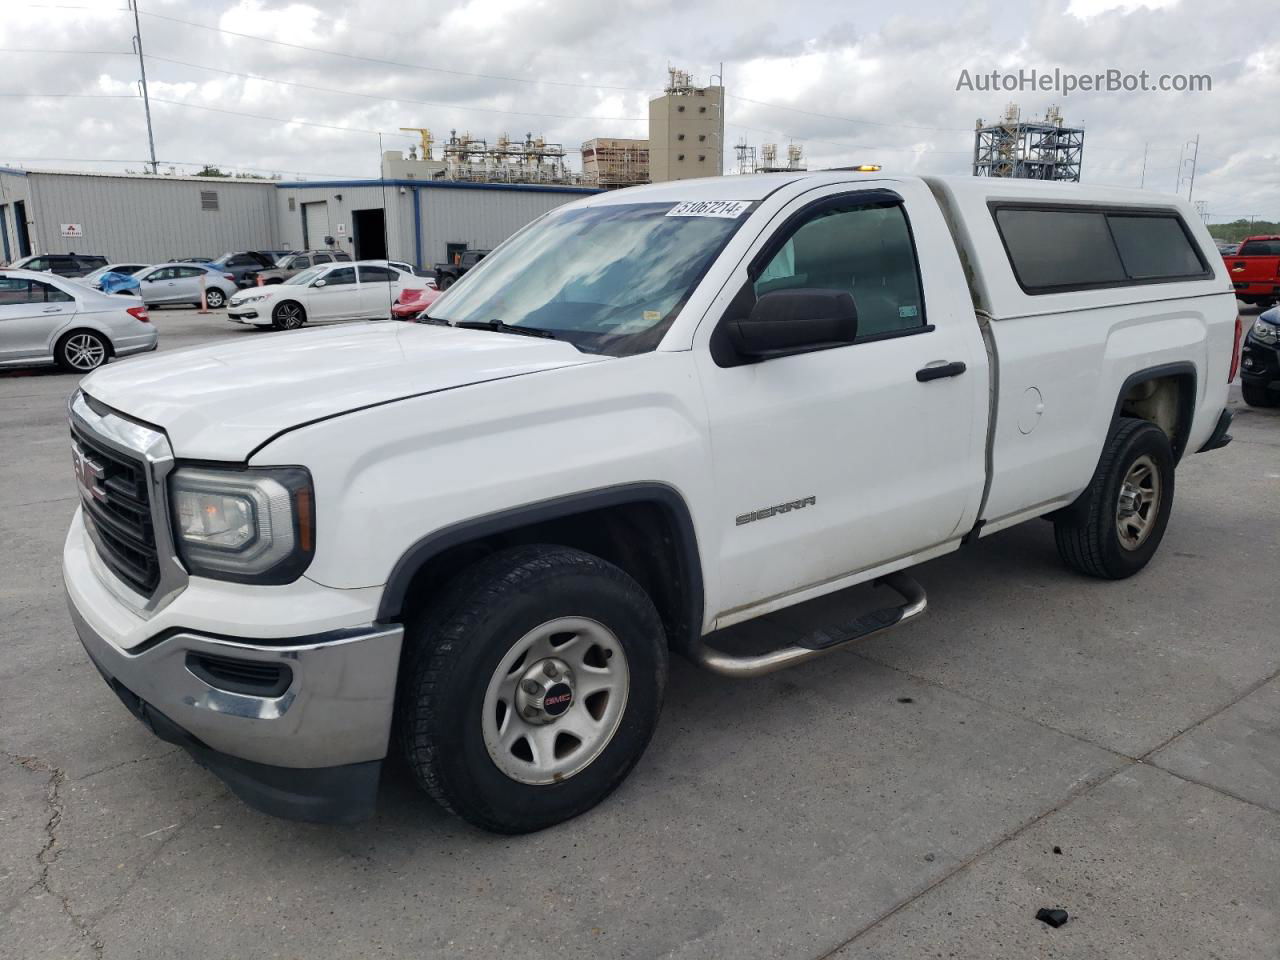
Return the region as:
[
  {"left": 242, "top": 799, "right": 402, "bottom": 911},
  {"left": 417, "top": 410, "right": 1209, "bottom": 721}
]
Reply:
[{"left": 302, "top": 201, "right": 330, "bottom": 249}]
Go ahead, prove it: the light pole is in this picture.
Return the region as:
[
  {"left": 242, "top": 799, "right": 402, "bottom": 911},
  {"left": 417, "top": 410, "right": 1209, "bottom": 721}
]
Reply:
[{"left": 130, "top": 0, "right": 158, "bottom": 174}]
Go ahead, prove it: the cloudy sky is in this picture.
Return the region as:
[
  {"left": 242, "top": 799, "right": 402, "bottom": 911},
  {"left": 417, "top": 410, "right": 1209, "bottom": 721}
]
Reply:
[{"left": 2, "top": 0, "right": 1277, "bottom": 221}]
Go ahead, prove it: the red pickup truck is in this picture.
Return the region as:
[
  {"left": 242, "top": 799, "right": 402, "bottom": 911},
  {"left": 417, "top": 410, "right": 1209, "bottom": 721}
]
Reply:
[{"left": 1225, "top": 235, "right": 1280, "bottom": 307}]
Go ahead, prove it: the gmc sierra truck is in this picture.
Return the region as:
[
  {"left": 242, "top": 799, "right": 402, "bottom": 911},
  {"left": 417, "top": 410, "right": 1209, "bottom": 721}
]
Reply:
[{"left": 63, "top": 173, "right": 1239, "bottom": 833}]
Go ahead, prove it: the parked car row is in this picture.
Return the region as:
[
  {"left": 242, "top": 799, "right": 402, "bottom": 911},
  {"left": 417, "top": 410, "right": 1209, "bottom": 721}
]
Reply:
[{"left": 227, "top": 261, "right": 408, "bottom": 329}]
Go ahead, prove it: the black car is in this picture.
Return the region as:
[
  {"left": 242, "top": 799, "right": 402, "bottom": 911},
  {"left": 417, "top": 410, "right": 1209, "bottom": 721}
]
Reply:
[
  {"left": 434, "top": 249, "right": 491, "bottom": 289},
  {"left": 207, "top": 251, "right": 280, "bottom": 287},
  {"left": 9, "top": 253, "right": 108, "bottom": 277},
  {"left": 1240, "top": 307, "right": 1280, "bottom": 407}
]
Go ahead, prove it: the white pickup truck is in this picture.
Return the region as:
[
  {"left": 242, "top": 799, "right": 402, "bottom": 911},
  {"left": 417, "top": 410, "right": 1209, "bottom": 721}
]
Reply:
[{"left": 63, "top": 172, "right": 1239, "bottom": 833}]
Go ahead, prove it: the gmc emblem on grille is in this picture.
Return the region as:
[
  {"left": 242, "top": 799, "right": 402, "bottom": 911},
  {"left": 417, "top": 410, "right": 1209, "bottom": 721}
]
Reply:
[{"left": 71, "top": 444, "right": 107, "bottom": 502}]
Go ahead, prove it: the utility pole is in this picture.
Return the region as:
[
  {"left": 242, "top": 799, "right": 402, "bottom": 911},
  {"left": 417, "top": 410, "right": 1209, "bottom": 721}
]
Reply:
[
  {"left": 1139, "top": 141, "right": 1148, "bottom": 189},
  {"left": 1186, "top": 134, "right": 1199, "bottom": 201},
  {"left": 130, "top": 0, "right": 158, "bottom": 173}
]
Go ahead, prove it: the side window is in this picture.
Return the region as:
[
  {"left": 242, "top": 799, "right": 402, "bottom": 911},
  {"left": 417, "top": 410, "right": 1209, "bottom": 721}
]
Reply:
[
  {"left": 754, "top": 202, "right": 926, "bottom": 338},
  {"left": 325, "top": 266, "right": 356, "bottom": 286},
  {"left": 177, "top": 267, "right": 206, "bottom": 278},
  {"left": 312, "top": 254, "right": 331, "bottom": 264},
  {"left": 334, "top": 252, "right": 352, "bottom": 261},
  {"left": 25, "top": 257, "right": 49, "bottom": 270},
  {"left": 994, "top": 206, "right": 1209, "bottom": 293},
  {"left": 292, "top": 256, "right": 311, "bottom": 269},
  {"left": 358, "top": 265, "right": 396, "bottom": 283},
  {"left": 145, "top": 268, "right": 172, "bottom": 281},
  {"left": 229, "top": 255, "right": 254, "bottom": 267},
  {"left": 0, "top": 278, "right": 72, "bottom": 304}
]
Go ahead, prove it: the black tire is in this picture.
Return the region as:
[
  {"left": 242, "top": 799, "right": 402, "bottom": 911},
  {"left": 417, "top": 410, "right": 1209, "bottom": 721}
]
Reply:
[
  {"left": 272, "top": 301, "right": 306, "bottom": 330},
  {"left": 1054, "top": 418, "right": 1175, "bottom": 579},
  {"left": 1241, "top": 381, "right": 1279, "bottom": 407},
  {"left": 397, "top": 545, "right": 668, "bottom": 834},
  {"left": 438, "top": 275, "right": 455, "bottom": 290},
  {"left": 54, "top": 330, "right": 110, "bottom": 373},
  {"left": 204, "top": 287, "right": 226, "bottom": 309}
]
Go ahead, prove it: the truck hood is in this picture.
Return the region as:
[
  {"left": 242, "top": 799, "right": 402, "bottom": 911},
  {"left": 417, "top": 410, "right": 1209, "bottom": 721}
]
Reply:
[{"left": 81, "top": 322, "right": 603, "bottom": 460}]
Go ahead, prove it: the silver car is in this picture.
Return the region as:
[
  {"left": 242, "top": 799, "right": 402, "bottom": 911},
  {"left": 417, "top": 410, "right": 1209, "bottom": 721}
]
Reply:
[
  {"left": 134, "top": 263, "right": 239, "bottom": 309},
  {"left": 0, "top": 269, "right": 158, "bottom": 372}
]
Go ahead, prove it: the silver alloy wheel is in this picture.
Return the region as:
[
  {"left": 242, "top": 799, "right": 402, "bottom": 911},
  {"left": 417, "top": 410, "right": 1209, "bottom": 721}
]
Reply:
[
  {"left": 482, "top": 617, "right": 630, "bottom": 785},
  {"left": 276, "top": 303, "right": 304, "bottom": 329},
  {"left": 205, "top": 288, "right": 225, "bottom": 308},
  {"left": 1116, "top": 453, "right": 1161, "bottom": 550},
  {"left": 63, "top": 333, "right": 106, "bottom": 371}
]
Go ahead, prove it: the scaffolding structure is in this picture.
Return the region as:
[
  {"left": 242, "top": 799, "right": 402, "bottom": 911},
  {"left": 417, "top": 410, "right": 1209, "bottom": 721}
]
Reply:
[
  {"left": 972, "top": 104, "right": 1084, "bottom": 182},
  {"left": 581, "top": 138, "right": 650, "bottom": 189},
  {"left": 437, "top": 130, "right": 581, "bottom": 185}
]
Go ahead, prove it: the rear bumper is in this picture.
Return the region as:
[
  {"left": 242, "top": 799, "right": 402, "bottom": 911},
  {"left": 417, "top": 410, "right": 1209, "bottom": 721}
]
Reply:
[{"left": 1197, "top": 408, "right": 1233, "bottom": 453}]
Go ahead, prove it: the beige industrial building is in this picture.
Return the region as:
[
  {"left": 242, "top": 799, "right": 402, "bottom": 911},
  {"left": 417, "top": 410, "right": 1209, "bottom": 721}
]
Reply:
[{"left": 648, "top": 69, "right": 725, "bottom": 182}]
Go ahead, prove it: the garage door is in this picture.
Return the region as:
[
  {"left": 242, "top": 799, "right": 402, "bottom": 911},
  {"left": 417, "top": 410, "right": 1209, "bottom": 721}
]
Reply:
[{"left": 302, "top": 201, "right": 330, "bottom": 249}]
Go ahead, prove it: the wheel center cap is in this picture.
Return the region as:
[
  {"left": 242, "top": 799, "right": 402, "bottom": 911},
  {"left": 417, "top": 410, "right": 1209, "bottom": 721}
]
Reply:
[
  {"left": 1118, "top": 484, "right": 1141, "bottom": 516},
  {"left": 514, "top": 658, "right": 574, "bottom": 725}
]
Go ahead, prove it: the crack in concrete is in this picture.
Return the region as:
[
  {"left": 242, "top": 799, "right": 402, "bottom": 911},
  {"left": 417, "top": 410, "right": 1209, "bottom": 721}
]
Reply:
[
  {"left": 73, "top": 747, "right": 181, "bottom": 784},
  {"left": 9, "top": 754, "right": 104, "bottom": 959}
]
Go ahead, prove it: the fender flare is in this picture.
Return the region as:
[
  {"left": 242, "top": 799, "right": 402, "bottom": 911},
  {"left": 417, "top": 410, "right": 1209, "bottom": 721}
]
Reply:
[
  {"left": 375, "top": 482, "right": 705, "bottom": 647},
  {"left": 1109, "top": 361, "right": 1197, "bottom": 463}
]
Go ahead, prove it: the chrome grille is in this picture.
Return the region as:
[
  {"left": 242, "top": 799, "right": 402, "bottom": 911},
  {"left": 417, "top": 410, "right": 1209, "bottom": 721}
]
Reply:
[
  {"left": 72, "top": 424, "right": 160, "bottom": 594},
  {"left": 68, "top": 390, "right": 187, "bottom": 616}
]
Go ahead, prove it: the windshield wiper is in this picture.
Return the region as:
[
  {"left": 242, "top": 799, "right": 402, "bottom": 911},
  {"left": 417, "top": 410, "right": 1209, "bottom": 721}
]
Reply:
[
  {"left": 453, "top": 319, "right": 557, "bottom": 340},
  {"left": 416, "top": 313, "right": 450, "bottom": 326}
]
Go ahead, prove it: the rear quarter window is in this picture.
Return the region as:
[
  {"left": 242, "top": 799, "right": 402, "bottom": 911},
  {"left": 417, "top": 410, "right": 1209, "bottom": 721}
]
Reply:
[{"left": 993, "top": 205, "right": 1210, "bottom": 293}]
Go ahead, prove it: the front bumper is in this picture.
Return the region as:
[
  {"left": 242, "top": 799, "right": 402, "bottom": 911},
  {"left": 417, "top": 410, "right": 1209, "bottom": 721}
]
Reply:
[
  {"left": 1240, "top": 335, "right": 1280, "bottom": 390},
  {"left": 227, "top": 307, "right": 266, "bottom": 324},
  {"left": 67, "top": 599, "right": 403, "bottom": 822},
  {"left": 64, "top": 512, "right": 404, "bottom": 822}
]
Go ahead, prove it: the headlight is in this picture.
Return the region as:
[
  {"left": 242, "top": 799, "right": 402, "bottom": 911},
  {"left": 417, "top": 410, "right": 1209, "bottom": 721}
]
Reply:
[
  {"left": 1252, "top": 317, "right": 1279, "bottom": 345},
  {"left": 169, "top": 467, "right": 314, "bottom": 584},
  {"left": 233, "top": 294, "right": 267, "bottom": 305}
]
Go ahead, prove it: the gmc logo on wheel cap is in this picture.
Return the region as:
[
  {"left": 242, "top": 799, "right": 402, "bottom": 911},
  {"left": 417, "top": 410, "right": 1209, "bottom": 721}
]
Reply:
[{"left": 543, "top": 684, "right": 573, "bottom": 716}]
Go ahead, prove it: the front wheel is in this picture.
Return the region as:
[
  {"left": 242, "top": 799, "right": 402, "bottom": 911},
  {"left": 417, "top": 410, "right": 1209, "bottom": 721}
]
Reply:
[
  {"left": 1242, "top": 381, "right": 1279, "bottom": 408},
  {"left": 272, "top": 301, "right": 306, "bottom": 330},
  {"left": 1054, "top": 418, "right": 1175, "bottom": 579},
  {"left": 203, "top": 287, "right": 226, "bottom": 309},
  {"left": 438, "top": 275, "right": 454, "bottom": 290},
  {"left": 397, "top": 545, "right": 667, "bottom": 834}
]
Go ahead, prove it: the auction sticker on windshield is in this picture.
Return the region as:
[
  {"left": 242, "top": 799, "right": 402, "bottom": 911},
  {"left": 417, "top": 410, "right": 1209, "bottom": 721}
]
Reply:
[{"left": 666, "top": 200, "right": 751, "bottom": 218}]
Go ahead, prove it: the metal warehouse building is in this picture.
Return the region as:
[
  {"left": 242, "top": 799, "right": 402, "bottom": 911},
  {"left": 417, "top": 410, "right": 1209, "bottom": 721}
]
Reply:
[{"left": 0, "top": 166, "right": 599, "bottom": 269}]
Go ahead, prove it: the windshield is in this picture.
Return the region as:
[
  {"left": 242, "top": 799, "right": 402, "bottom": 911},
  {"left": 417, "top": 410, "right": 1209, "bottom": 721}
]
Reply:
[
  {"left": 429, "top": 201, "right": 751, "bottom": 355},
  {"left": 287, "top": 266, "right": 324, "bottom": 286}
]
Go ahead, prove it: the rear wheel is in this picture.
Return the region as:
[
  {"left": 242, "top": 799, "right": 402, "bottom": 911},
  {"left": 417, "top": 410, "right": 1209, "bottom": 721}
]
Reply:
[
  {"left": 204, "top": 287, "right": 226, "bottom": 309},
  {"left": 1242, "top": 381, "right": 1279, "bottom": 407},
  {"left": 397, "top": 545, "right": 667, "bottom": 834},
  {"left": 272, "top": 301, "right": 306, "bottom": 330},
  {"left": 1054, "top": 418, "right": 1175, "bottom": 579},
  {"left": 55, "top": 330, "right": 109, "bottom": 372},
  {"left": 438, "top": 275, "right": 455, "bottom": 290}
]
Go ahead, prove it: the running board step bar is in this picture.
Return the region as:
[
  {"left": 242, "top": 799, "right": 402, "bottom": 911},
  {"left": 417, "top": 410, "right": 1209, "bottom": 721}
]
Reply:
[{"left": 688, "top": 573, "right": 928, "bottom": 678}]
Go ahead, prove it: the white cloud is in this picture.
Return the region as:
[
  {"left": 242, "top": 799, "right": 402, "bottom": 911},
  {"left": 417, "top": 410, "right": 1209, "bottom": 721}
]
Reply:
[{"left": 0, "top": 0, "right": 1275, "bottom": 221}]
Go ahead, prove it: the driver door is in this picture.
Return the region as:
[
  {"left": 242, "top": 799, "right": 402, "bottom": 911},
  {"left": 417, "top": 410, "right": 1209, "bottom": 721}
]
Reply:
[
  {"left": 308, "top": 265, "right": 360, "bottom": 322},
  {"left": 695, "top": 185, "right": 987, "bottom": 621}
]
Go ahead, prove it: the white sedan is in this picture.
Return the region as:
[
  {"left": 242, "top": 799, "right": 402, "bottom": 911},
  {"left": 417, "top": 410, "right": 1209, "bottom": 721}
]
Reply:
[{"left": 227, "top": 260, "right": 408, "bottom": 330}]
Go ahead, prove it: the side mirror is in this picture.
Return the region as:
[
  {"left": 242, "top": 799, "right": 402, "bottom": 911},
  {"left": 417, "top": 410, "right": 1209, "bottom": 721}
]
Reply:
[
  {"left": 313, "top": 279, "right": 327, "bottom": 288},
  {"left": 725, "top": 289, "right": 858, "bottom": 360}
]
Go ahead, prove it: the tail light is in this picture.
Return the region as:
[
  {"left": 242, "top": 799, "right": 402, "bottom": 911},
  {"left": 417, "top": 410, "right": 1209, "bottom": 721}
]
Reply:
[
  {"left": 224, "top": 273, "right": 236, "bottom": 282},
  {"left": 1229, "top": 315, "right": 1242, "bottom": 382},
  {"left": 126, "top": 305, "right": 150, "bottom": 323}
]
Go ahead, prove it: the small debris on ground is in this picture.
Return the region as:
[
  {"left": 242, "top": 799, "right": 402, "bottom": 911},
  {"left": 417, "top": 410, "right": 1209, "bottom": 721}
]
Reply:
[
  {"left": 1053, "top": 845, "right": 1063, "bottom": 855},
  {"left": 1036, "top": 908, "right": 1070, "bottom": 928}
]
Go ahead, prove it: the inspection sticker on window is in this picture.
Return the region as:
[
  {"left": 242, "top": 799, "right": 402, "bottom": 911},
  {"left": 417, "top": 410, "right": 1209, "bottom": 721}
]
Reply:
[{"left": 666, "top": 200, "right": 751, "bottom": 219}]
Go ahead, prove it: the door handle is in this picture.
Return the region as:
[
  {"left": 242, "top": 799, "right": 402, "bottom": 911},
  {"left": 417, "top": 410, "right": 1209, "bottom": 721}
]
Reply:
[
  {"left": 916, "top": 361, "right": 967, "bottom": 382},
  {"left": 42, "top": 306, "right": 63, "bottom": 313}
]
